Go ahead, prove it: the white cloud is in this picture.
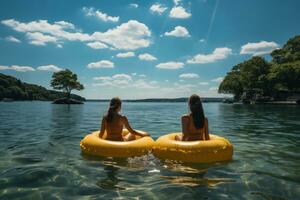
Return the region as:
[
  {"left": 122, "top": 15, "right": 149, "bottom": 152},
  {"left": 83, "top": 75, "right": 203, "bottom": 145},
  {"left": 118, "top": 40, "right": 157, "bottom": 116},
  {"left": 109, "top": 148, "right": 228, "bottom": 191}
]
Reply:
[
  {"left": 240, "top": 41, "right": 279, "bottom": 56},
  {"left": 26, "top": 32, "right": 58, "bottom": 46},
  {"left": 82, "top": 7, "right": 119, "bottom": 22},
  {"left": 93, "top": 76, "right": 112, "bottom": 81},
  {"left": 199, "top": 82, "right": 209, "bottom": 85},
  {"left": 139, "top": 74, "right": 146, "bottom": 77},
  {"left": 150, "top": 4, "right": 168, "bottom": 15},
  {"left": 169, "top": 6, "right": 191, "bottom": 19},
  {"left": 92, "top": 20, "right": 151, "bottom": 50},
  {"left": 116, "top": 51, "right": 135, "bottom": 58},
  {"left": 11, "top": 65, "right": 35, "bottom": 72},
  {"left": 179, "top": 73, "right": 199, "bottom": 79},
  {"left": 37, "top": 65, "right": 63, "bottom": 72},
  {"left": 130, "top": 4, "right": 138, "bottom": 8},
  {"left": 1, "top": 19, "right": 90, "bottom": 42},
  {"left": 209, "top": 87, "right": 218, "bottom": 91},
  {"left": 156, "top": 61, "right": 184, "bottom": 69},
  {"left": 2, "top": 19, "right": 151, "bottom": 50},
  {"left": 211, "top": 77, "right": 224, "bottom": 83},
  {"left": 138, "top": 53, "right": 157, "bottom": 61},
  {"left": 0, "top": 66, "right": 10, "bottom": 70},
  {"left": 164, "top": 26, "right": 190, "bottom": 37},
  {"left": 112, "top": 73, "right": 132, "bottom": 81},
  {"left": 86, "top": 41, "right": 108, "bottom": 49},
  {"left": 199, "top": 38, "right": 205, "bottom": 43},
  {"left": 93, "top": 73, "right": 158, "bottom": 89},
  {"left": 173, "top": 0, "right": 181, "bottom": 6},
  {"left": 187, "top": 47, "right": 232, "bottom": 64},
  {"left": 87, "top": 60, "right": 114, "bottom": 69},
  {"left": 0, "top": 65, "right": 35, "bottom": 72},
  {"left": 54, "top": 21, "right": 76, "bottom": 30},
  {"left": 6, "top": 36, "right": 21, "bottom": 43}
]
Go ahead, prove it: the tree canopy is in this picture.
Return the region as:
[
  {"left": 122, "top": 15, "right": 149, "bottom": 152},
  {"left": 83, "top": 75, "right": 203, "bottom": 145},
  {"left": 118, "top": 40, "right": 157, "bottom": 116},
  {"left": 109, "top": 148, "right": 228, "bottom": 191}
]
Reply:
[
  {"left": 0, "top": 73, "right": 85, "bottom": 101},
  {"left": 51, "top": 69, "right": 84, "bottom": 99},
  {"left": 219, "top": 35, "right": 300, "bottom": 101}
]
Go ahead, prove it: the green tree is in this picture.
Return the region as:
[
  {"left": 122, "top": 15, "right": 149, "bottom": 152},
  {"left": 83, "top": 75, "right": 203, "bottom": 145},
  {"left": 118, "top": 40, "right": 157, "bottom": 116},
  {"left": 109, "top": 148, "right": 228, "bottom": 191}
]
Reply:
[
  {"left": 219, "top": 70, "right": 243, "bottom": 100},
  {"left": 271, "top": 35, "right": 300, "bottom": 64},
  {"left": 219, "top": 56, "right": 271, "bottom": 99},
  {"left": 268, "top": 61, "right": 300, "bottom": 91},
  {"left": 51, "top": 69, "right": 84, "bottom": 99}
]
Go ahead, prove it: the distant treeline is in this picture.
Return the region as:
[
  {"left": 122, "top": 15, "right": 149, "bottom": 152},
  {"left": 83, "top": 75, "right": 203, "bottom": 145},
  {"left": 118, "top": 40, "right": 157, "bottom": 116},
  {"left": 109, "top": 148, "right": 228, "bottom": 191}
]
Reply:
[
  {"left": 219, "top": 35, "right": 300, "bottom": 103},
  {"left": 0, "top": 73, "right": 85, "bottom": 101},
  {"left": 87, "top": 97, "right": 224, "bottom": 102}
]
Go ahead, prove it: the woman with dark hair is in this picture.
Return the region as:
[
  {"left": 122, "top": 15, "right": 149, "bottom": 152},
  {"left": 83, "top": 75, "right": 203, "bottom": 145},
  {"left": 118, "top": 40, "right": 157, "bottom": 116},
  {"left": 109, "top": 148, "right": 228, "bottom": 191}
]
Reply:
[
  {"left": 175, "top": 94, "right": 210, "bottom": 141},
  {"left": 99, "top": 97, "right": 149, "bottom": 141}
]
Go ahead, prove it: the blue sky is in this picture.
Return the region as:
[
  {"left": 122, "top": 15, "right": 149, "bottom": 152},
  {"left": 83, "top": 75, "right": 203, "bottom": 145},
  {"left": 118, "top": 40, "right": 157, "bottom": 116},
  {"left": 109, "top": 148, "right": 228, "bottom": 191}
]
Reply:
[{"left": 0, "top": 0, "right": 299, "bottom": 99}]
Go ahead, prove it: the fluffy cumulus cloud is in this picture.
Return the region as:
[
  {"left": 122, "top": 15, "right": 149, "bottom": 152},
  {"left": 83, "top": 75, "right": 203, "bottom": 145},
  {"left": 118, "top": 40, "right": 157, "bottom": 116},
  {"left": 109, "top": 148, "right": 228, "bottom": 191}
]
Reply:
[
  {"left": 130, "top": 4, "right": 138, "bottom": 8},
  {"left": 87, "top": 60, "right": 114, "bottom": 69},
  {"left": 211, "top": 77, "right": 224, "bottom": 83},
  {"left": 86, "top": 41, "right": 108, "bottom": 49},
  {"left": 5, "top": 36, "right": 21, "bottom": 43},
  {"left": 138, "top": 53, "right": 157, "bottom": 61},
  {"left": 91, "top": 20, "right": 152, "bottom": 50},
  {"left": 240, "top": 41, "right": 279, "bottom": 56},
  {"left": 179, "top": 73, "right": 199, "bottom": 79},
  {"left": 1, "top": 19, "right": 151, "bottom": 50},
  {"left": 0, "top": 65, "right": 35, "bottom": 72},
  {"left": 37, "top": 65, "right": 63, "bottom": 72},
  {"left": 93, "top": 73, "right": 159, "bottom": 89},
  {"left": 150, "top": 3, "right": 168, "bottom": 15},
  {"left": 164, "top": 26, "right": 190, "bottom": 37},
  {"left": 199, "top": 82, "right": 209, "bottom": 85},
  {"left": 187, "top": 47, "right": 232, "bottom": 64},
  {"left": 26, "top": 32, "right": 58, "bottom": 46},
  {"left": 116, "top": 51, "right": 135, "bottom": 58},
  {"left": 82, "top": 7, "right": 119, "bottom": 22},
  {"left": 156, "top": 61, "right": 184, "bottom": 69},
  {"left": 169, "top": 6, "right": 191, "bottom": 19}
]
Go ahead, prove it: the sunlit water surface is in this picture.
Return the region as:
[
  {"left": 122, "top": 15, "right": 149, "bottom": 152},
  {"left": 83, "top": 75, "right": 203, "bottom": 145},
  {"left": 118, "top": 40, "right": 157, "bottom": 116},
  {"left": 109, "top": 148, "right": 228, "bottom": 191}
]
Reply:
[{"left": 0, "top": 101, "right": 299, "bottom": 199}]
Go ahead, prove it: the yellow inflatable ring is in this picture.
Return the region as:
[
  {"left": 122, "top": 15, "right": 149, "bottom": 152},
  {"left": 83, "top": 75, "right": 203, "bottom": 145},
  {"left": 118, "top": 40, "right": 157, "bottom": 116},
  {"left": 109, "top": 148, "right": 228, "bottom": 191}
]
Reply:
[
  {"left": 153, "top": 133, "right": 233, "bottom": 163},
  {"left": 80, "top": 129, "right": 155, "bottom": 158}
]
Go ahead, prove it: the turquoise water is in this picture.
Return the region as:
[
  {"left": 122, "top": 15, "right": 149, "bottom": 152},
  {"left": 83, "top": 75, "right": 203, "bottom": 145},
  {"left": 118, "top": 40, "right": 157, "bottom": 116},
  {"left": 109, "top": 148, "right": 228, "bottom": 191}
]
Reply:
[{"left": 0, "top": 101, "right": 299, "bottom": 199}]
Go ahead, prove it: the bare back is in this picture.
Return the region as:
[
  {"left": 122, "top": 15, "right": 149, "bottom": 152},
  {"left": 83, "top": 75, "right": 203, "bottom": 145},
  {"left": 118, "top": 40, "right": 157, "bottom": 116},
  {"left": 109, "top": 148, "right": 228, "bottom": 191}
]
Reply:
[
  {"left": 181, "top": 114, "right": 209, "bottom": 141},
  {"left": 103, "top": 114, "right": 124, "bottom": 141},
  {"left": 99, "top": 114, "right": 146, "bottom": 141}
]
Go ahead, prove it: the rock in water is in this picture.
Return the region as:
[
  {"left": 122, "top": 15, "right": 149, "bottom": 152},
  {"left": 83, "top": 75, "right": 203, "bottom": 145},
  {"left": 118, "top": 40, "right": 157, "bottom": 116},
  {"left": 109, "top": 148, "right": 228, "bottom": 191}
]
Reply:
[{"left": 53, "top": 98, "right": 83, "bottom": 104}]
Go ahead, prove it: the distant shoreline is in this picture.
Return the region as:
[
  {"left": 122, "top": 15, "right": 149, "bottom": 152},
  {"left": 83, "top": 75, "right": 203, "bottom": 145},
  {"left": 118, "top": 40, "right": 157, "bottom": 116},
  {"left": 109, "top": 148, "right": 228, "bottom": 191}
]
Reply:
[{"left": 86, "top": 97, "right": 225, "bottom": 103}]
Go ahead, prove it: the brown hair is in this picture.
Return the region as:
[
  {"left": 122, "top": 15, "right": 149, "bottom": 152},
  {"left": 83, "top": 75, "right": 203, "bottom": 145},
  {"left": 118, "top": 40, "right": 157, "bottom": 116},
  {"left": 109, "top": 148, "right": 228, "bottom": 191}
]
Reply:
[
  {"left": 188, "top": 94, "right": 205, "bottom": 129},
  {"left": 105, "top": 97, "right": 122, "bottom": 123}
]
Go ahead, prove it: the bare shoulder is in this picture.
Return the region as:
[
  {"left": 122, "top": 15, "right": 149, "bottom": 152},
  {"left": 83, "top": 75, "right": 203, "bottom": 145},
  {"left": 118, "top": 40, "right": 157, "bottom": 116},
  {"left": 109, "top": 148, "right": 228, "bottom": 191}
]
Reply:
[
  {"left": 120, "top": 115, "right": 128, "bottom": 121},
  {"left": 181, "top": 114, "right": 190, "bottom": 121}
]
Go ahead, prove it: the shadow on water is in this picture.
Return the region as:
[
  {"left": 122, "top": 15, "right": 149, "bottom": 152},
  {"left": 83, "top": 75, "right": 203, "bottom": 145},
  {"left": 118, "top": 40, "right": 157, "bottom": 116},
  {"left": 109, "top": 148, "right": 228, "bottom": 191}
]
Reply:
[{"left": 159, "top": 159, "right": 236, "bottom": 188}]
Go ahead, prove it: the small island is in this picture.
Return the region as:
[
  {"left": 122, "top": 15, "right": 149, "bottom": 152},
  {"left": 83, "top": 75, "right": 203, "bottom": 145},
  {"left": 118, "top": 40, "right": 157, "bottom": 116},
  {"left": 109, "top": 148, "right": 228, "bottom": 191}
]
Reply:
[
  {"left": 0, "top": 71, "right": 85, "bottom": 103},
  {"left": 219, "top": 35, "right": 300, "bottom": 105}
]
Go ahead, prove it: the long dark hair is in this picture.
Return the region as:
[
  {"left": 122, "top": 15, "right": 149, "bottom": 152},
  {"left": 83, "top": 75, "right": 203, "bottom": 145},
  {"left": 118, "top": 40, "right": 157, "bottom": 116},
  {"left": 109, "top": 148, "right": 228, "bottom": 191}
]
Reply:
[
  {"left": 105, "top": 97, "right": 122, "bottom": 123},
  {"left": 188, "top": 94, "right": 205, "bottom": 129}
]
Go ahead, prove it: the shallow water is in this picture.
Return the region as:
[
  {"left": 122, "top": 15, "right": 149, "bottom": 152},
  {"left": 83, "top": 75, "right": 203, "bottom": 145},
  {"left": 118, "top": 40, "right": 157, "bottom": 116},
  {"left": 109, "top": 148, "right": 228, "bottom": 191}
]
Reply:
[{"left": 0, "top": 101, "right": 299, "bottom": 200}]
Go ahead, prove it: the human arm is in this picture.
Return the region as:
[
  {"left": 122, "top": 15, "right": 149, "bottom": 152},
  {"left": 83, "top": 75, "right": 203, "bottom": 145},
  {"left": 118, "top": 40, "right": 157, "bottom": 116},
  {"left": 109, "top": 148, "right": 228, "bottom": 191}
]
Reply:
[
  {"left": 181, "top": 115, "right": 189, "bottom": 140},
  {"left": 123, "top": 116, "right": 149, "bottom": 137},
  {"left": 204, "top": 117, "right": 210, "bottom": 140},
  {"left": 99, "top": 117, "right": 106, "bottom": 138}
]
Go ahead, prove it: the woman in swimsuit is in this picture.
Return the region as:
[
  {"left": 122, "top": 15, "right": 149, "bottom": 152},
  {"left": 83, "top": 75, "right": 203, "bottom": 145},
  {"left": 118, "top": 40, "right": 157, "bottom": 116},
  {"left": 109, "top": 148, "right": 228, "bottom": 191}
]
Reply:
[
  {"left": 99, "top": 97, "right": 149, "bottom": 141},
  {"left": 175, "top": 94, "right": 210, "bottom": 141}
]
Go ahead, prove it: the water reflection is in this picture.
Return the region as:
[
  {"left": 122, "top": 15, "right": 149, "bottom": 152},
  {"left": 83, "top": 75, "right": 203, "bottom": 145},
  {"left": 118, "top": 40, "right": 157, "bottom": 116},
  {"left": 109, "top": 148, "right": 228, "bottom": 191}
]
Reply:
[{"left": 96, "top": 164, "right": 125, "bottom": 191}]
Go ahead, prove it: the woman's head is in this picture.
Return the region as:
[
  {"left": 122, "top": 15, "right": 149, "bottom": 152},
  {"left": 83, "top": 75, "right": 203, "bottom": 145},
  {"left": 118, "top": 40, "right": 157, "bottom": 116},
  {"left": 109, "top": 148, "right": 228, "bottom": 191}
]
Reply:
[
  {"left": 188, "top": 94, "right": 205, "bottom": 129},
  {"left": 106, "top": 97, "right": 122, "bottom": 123}
]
